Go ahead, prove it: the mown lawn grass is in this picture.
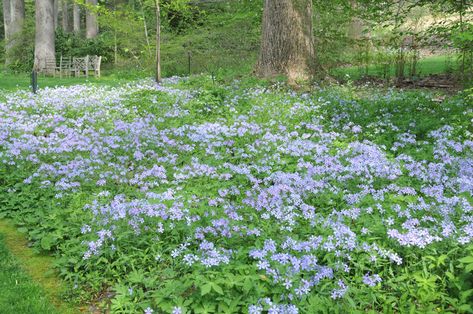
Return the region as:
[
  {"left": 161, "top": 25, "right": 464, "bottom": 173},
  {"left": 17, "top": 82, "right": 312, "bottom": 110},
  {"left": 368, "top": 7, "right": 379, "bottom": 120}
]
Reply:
[
  {"left": 0, "top": 220, "right": 79, "bottom": 314},
  {"left": 0, "top": 69, "right": 144, "bottom": 91},
  {"left": 332, "top": 54, "right": 457, "bottom": 81}
]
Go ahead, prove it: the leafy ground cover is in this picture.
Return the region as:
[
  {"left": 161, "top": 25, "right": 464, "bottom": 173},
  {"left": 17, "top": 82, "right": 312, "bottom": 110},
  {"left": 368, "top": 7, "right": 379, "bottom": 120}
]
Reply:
[{"left": 0, "top": 77, "right": 473, "bottom": 313}]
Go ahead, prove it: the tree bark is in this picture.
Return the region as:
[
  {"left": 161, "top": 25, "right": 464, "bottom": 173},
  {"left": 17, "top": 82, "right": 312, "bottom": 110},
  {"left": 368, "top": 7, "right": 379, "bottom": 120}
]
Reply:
[
  {"left": 73, "top": 1, "right": 80, "bottom": 33},
  {"left": 53, "top": 0, "right": 58, "bottom": 29},
  {"left": 3, "top": 0, "right": 11, "bottom": 65},
  {"left": 9, "top": 0, "right": 25, "bottom": 38},
  {"left": 85, "top": 0, "right": 98, "bottom": 38},
  {"left": 4, "top": 0, "right": 24, "bottom": 66},
  {"left": 155, "top": 0, "right": 161, "bottom": 82},
  {"left": 256, "top": 0, "right": 316, "bottom": 83},
  {"left": 3, "top": 0, "right": 11, "bottom": 41},
  {"left": 62, "top": 0, "right": 70, "bottom": 32},
  {"left": 34, "top": 0, "right": 55, "bottom": 71}
]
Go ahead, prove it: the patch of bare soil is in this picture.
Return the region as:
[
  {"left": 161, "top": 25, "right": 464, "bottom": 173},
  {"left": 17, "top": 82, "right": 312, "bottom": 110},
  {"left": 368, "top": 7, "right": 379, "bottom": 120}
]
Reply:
[
  {"left": 354, "top": 74, "right": 462, "bottom": 92},
  {"left": 395, "top": 73, "right": 460, "bottom": 89}
]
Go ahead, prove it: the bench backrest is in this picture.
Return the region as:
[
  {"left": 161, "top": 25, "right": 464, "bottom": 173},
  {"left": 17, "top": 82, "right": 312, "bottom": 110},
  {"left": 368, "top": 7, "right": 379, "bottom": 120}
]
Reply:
[
  {"left": 72, "top": 56, "right": 89, "bottom": 71},
  {"left": 88, "top": 55, "right": 102, "bottom": 70},
  {"left": 60, "top": 56, "right": 72, "bottom": 69}
]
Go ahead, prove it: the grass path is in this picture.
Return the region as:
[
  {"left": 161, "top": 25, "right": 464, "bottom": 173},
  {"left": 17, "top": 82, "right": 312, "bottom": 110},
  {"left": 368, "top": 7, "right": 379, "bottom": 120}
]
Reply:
[
  {"left": 0, "top": 69, "right": 143, "bottom": 91},
  {"left": 0, "top": 220, "right": 80, "bottom": 314}
]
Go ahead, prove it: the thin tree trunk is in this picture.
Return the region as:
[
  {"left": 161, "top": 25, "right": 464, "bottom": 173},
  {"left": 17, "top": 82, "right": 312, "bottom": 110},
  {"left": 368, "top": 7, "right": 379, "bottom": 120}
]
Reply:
[
  {"left": 62, "top": 0, "right": 70, "bottom": 32},
  {"left": 34, "top": 0, "right": 56, "bottom": 72},
  {"left": 85, "top": 0, "right": 98, "bottom": 38},
  {"left": 112, "top": 0, "right": 117, "bottom": 64},
  {"left": 73, "top": 1, "right": 80, "bottom": 33},
  {"left": 155, "top": 0, "right": 161, "bottom": 82},
  {"left": 3, "top": 0, "right": 11, "bottom": 41},
  {"left": 256, "top": 0, "right": 316, "bottom": 83},
  {"left": 114, "top": 31, "right": 118, "bottom": 65},
  {"left": 459, "top": 0, "right": 465, "bottom": 79},
  {"left": 138, "top": 0, "right": 151, "bottom": 58}
]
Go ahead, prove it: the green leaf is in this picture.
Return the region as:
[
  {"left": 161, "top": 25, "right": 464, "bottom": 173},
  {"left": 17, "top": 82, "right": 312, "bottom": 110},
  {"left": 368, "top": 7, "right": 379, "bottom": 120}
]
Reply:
[
  {"left": 465, "top": 263, "right": 473, "bottom": 273},
  {"left": 128, "top": 270, "right": 145, "bottom": 284},
  {"left": 211, "top": 283, "right": 224, "bottom": 295},
  {"left": 437, "top": 254, "right": 448, "bottom": 266},
  {"left": 459, "top": 304, "right": 473, "bottom": 312},
  {"left": 40, "top": 235, "right": 54, "bottom": 250},
  {"left": 201, "top": 283, "right": 212, "bottom": 296},
  {"left": 445, "top": 271, "right": 455, "bottom": 281},
  {"left": 460, "top": 289, "right": 473, "bottom": 299},
  {"left": 242, "top": 277, "right": 253, "bottom": 293},
  {"left": 459, "top": 256, "right": 473, "bottom": 264},
  {"left": 17, "top": 227, "right": 28, "bottom": 233}
]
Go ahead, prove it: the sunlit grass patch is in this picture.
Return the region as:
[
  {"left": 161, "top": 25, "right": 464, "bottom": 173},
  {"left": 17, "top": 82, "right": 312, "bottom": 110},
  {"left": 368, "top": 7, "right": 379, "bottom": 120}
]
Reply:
[{"left": 0, "top": 220, "right": 79, "bottom": 314}]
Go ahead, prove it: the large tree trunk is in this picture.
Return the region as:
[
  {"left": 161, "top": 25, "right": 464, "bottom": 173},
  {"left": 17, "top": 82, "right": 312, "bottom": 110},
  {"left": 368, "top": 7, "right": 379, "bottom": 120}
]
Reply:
[
  {"left": 9, "top": 0, "right": 25, "bottom": 38},
  {"left": 34, "top": 0, "right": 55, "bottom": 72},
  {"left": 85, "top": 0, "right": 98, "bottom": 39},
  {"left": 73, "top": 1, "right": 80, "bottom": 34},
  {"left": 255, "top": 0, "right": 316, "bottom": 83},
  {"left": 53, "top": 0, "right": 58, "bottom": 29},
  {"left": 4, "top": 0, "right": 24, "bottom": 66},
  {"left": 62, "top": 0, "right": 71, "bottom": 32}
]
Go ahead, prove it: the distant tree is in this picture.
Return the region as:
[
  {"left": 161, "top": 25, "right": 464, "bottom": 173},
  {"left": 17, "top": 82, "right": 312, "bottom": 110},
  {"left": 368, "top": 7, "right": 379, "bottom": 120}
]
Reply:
[
  {"left": 86, "top": 0, "right": 98, "bottom": 38},
  {"left": 256, "top": 0, "right": 316, "bottom": 83},
  {"left": 62, "top": 0, "right": 71, "bottom": 32},
  {"left": 73, "top": 1, "right": 80, "bottom": 33},
  {"left": 3, "top": 0, "right": 25, "bottom": 66},
  {"left": 2, "top": 0, "right": 12, "bottom": 60},
  {"left": 34, "top": 0, "right": 55, "bottom": 71}
]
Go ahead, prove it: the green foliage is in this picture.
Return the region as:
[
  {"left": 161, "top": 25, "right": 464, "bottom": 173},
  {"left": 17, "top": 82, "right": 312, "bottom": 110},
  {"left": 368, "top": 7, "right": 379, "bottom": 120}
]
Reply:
[
  {"left": 312, "top": 0, "right": 355, "bottom": 68},
  {"left": 1, "top": 0, "right": 466, "bottom": 83},
  {"left": 55, "top": 29, "right": 114, "bottom": 62},
  {"left": 1, "top": 77, "right": 472, "bottom": 313}
]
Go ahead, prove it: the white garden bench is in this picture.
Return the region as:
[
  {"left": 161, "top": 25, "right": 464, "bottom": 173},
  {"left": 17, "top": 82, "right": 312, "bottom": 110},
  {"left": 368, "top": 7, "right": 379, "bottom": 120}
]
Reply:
[
  {"left": 39, "top": 55, "right": 102, "bottom": 78},
  {"left": 72, "top": 55, "right": 102, "bottom": 78}
]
